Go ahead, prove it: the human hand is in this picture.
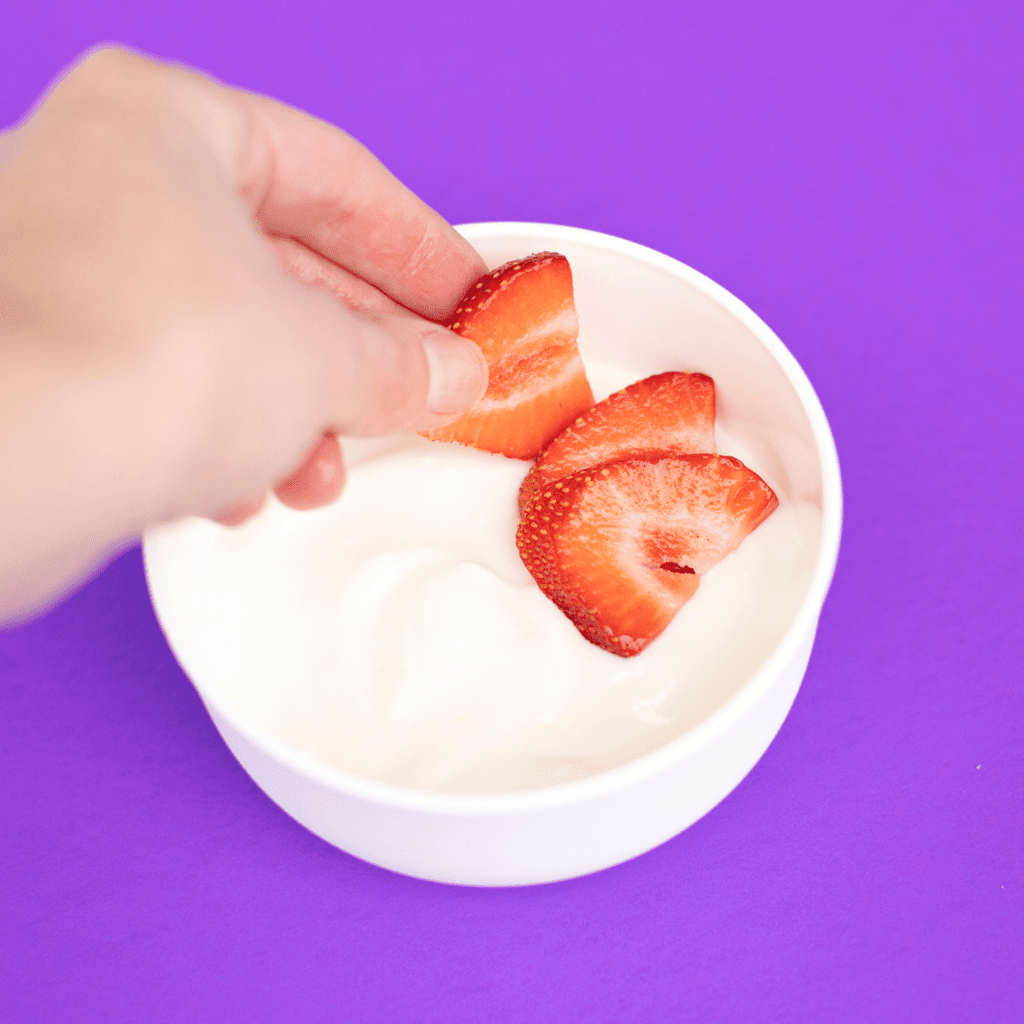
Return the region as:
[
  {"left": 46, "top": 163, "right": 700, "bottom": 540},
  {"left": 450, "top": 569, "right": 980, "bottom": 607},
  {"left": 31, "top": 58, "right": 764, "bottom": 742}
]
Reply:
[{"left": 0, "top": 47, "right": 488, "bottom": 621}]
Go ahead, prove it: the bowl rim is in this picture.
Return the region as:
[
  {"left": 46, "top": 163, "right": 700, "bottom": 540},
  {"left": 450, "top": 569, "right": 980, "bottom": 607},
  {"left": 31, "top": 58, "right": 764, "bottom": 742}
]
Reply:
[{"left": 144, "top": 221, "right": 843, "bottom": 818}]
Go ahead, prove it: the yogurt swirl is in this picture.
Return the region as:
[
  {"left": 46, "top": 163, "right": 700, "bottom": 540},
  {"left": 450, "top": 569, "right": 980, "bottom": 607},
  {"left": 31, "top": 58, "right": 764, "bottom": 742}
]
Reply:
[{"left": 174, "top": 363, "right": 820, "bottom": 793}]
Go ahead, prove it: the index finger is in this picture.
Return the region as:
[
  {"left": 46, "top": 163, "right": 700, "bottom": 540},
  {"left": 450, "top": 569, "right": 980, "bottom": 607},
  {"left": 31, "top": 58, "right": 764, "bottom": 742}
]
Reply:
[{"left": 230, "top": 90, "right": 486, "bottom": 321}]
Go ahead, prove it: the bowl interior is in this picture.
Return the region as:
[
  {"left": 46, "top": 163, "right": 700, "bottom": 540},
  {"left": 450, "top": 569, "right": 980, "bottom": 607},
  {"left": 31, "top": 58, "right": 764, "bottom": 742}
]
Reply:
[{"left": 145, "top": 223, "right": 838, "bottom": 802}]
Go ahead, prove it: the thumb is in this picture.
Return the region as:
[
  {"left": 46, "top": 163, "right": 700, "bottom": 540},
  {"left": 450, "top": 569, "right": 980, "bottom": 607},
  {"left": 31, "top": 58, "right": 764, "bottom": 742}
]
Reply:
[
  {"left": 312, "top": 302, "right": 489, "bottom": 438},
  {"left": 199, "top": 292, "right": 488, "bottom": 524},
  {"left": 169, "top": 274, "right": 488, "bottom": 524},
  {"left": 255, "top": 303, "right": 487, "bottom": 518}
]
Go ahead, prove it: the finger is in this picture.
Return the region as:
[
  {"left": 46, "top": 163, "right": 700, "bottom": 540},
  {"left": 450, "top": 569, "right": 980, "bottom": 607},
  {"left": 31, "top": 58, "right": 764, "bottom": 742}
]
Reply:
[
  {"left": 210, "top": 434, "right": 344, "bottom": 526},
  {"left": 268, "top": 235, "right": 414, "bottom": 317},
  {"left": 214, "top": 492, "right": 267, "bottom": 527},
  {"left": 273, "top": 432, "right": 345, "bottom": 510},
  {"left": 230, "top": 90, "right": 486, "bottom": 321}
]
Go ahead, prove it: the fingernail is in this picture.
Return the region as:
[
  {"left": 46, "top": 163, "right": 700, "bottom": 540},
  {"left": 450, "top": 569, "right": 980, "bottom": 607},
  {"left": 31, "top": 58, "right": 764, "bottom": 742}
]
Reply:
[{"left": 423, "top": 333, "right": 488, "bottom": 416}]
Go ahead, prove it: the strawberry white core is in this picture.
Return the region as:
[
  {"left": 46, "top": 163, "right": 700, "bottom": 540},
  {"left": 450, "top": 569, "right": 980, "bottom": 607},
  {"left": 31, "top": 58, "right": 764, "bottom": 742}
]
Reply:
[{"left": 501, "top": 306, "right": 580, "bottom": 361}]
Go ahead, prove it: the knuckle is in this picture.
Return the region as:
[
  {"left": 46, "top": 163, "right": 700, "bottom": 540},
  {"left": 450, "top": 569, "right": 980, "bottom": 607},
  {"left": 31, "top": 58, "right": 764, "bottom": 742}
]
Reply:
[{"left": 69, "top": 45, "right": 149, "bottom": 92}]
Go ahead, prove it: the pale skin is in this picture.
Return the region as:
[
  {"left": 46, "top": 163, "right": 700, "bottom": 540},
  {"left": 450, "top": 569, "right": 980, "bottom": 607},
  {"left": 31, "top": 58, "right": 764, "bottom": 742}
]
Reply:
[{"left": 0, "top": 47, "right": 489, "bottom": 623}]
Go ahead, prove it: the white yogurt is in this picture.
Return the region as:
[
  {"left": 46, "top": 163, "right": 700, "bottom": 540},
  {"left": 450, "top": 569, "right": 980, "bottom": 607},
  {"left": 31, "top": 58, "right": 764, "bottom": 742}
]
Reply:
[{"left": 185, "top": 363, "right": 820, "bottom": 793}]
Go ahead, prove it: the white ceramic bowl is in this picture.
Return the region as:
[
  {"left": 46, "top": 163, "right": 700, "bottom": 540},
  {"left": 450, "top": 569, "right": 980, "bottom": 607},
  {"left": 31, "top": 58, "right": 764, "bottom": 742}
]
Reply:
[{"left": 144, "top": 223, "right": 842, "bottom": 886}]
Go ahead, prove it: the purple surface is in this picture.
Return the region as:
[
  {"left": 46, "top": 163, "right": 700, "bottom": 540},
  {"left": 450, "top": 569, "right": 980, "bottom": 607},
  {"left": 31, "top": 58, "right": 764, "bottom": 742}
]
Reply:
[{"left": 2, "top": 1, "right": 1021, "bottom": 1020}]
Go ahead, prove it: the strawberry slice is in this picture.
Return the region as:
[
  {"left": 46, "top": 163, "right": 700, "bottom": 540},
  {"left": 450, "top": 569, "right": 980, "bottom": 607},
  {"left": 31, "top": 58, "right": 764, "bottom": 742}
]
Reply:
[
  {"left": 517, "top": 453, "right": 778, "bottom": 657},
  {"left": 420, "top": 252, "right": 594, "bottom": 459},
  {"left": 518, "top": 371, "right": 716, "bottom": 510}
]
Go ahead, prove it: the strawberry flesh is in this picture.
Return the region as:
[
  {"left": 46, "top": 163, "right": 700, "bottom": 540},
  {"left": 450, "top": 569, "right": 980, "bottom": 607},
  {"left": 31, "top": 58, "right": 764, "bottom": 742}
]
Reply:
[
  {"left": 421, "top": 252, "right": 594, "bottom": 459},
  {"left": 518, "top": 371, "right": 715, "bottom": 510},
  {"left": 517, "top": 453, "right": 778, "bottom": 657}
]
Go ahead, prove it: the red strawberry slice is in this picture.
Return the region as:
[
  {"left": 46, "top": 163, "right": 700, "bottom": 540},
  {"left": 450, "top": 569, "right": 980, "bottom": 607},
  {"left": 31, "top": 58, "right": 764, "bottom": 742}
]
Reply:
[
  {"left": 420, "top": 252, "right": 594, "bottom": 459},
  {"left": 518, "top": 371, "right": 716, "bottom": 510},
  {"left": 517, "top": 453, "right": 778, "bottom": 657}
]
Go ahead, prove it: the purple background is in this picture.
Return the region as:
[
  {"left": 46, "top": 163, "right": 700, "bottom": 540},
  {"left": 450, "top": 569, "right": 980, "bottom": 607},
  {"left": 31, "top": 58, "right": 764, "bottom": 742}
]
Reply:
[{"left": 2, "top": 1, "right": 1021, "bottom": 1020}]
